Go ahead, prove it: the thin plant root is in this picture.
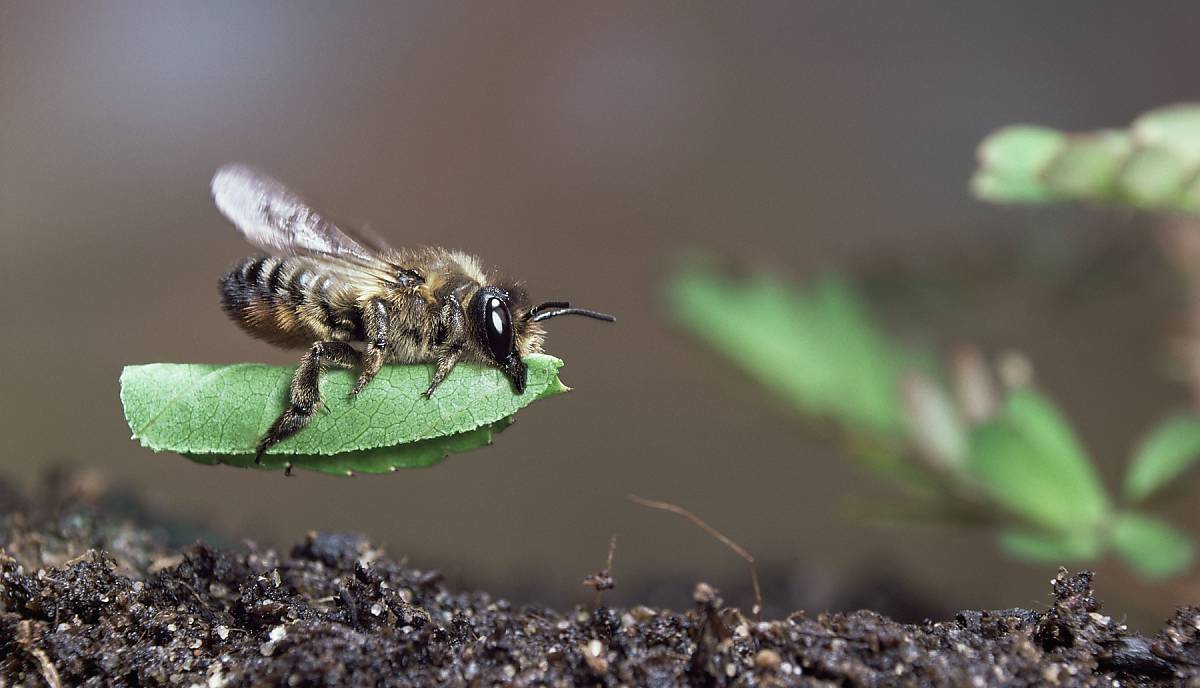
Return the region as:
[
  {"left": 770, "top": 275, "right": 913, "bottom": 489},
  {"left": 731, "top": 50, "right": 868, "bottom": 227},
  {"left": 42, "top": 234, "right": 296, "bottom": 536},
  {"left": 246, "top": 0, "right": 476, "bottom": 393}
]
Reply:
[{"left": 627, "top": 494, "right": 763, "bottom": 616}]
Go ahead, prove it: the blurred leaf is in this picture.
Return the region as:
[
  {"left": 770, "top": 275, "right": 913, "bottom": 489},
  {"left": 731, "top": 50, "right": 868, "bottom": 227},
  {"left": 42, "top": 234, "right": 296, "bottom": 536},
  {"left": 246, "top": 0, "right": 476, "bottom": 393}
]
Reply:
[
  {"left": 972, "top": 103, "right": 1200, "bottom": 214},
  {"left": 1003, "top": 391, "right": 1110, "bottom": 521},
  {"left": 968, "top": 390, "right": 1109, "bottom": 532},
  {"left": 1040, "top": 131, "right": 1129, "bottom": 199},
  {"left": 999, "top": 528, "right": 1104, "bottom": 564},
  {"left": 668, "top": 267, "right": 906, "bottom": 437},
  {"left": 1116, "top": 146, "right": 1191, "bottom": 208},
  {"left": 121, "top": 354, "right": 567, "bottom": 458},
  {"left": 1132, "top": 103, "right": 1200, "bottom": 162},
  {"left": 184, "top": 419, "right": 512, "bottom": 475},
  {"left": 1124, "top": 414, "right": 1200, "bottom": 502},
  {"left": 815, "top": 278, "right": 907, "bottom": 435},
  {"left": 971, "top": 126, "right": 1064, "bottom": 203},
  {"left": 1110, "top": 512, "right": 1195, "bottom": 579}
]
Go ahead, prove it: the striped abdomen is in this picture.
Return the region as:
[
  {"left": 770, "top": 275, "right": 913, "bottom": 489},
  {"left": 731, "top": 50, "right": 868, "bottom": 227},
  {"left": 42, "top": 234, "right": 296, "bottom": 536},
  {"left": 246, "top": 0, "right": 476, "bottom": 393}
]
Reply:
[{"left": 220, "top": 256, "right": 361, "bottom": 348}]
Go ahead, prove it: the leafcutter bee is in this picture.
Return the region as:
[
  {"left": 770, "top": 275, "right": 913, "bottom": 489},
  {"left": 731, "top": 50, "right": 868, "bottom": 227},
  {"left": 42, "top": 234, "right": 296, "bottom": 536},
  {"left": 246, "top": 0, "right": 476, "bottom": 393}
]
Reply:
[{"left": 212, "top": 164, "right": 614, "bottom": 460}]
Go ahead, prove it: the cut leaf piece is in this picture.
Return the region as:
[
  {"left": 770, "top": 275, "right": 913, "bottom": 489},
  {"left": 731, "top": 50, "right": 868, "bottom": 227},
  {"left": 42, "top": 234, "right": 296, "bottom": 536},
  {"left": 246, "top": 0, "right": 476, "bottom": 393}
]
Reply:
[
  {"left": 185, "top": 418, "right": 513, "bottom": 475},
  {"left": 121, "top": 354, "right": 567, "bottom": 455},
  {"left": 968, "top": 390, "right": 1109, "bottom": 532},
  {"left": 1124, "top": 414, "right": 1200, "bottom": 502},
  {"left": 1110, "top": 512, "right": 1195, "bottom": 579},
  {"left": 999, "top": 528, "right": 1103, "bottom": 564}
]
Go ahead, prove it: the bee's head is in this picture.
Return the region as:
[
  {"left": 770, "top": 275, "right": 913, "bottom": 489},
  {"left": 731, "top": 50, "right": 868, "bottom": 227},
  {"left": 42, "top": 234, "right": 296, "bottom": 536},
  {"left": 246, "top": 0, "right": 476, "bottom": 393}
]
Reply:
[{"left": 468, "top": 284, "right": 615, "bottom": 394}]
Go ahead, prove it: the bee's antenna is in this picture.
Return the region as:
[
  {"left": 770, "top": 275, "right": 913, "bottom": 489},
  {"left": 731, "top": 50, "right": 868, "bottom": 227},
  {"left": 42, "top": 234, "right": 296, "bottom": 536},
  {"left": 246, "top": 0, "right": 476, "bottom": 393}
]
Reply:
[
  {"left": 527, "top": 301, "right": 571, "bottom": 318},
  {"left": 528, "top": 303, "right": 616, "bottom": 323}
]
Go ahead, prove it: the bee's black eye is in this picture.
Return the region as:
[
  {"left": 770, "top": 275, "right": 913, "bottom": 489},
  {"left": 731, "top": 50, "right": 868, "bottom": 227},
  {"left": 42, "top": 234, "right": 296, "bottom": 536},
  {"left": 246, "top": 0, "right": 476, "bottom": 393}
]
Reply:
[{"left": 484, "top": 296, "right": 514, "bottom": 362}]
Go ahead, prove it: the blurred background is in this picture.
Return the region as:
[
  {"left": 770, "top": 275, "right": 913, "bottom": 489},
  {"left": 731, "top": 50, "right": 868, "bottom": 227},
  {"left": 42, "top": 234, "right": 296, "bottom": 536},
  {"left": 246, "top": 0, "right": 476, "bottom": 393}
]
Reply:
[{"left": 3, "top": 1, "right": 1199, "bottom": 629}]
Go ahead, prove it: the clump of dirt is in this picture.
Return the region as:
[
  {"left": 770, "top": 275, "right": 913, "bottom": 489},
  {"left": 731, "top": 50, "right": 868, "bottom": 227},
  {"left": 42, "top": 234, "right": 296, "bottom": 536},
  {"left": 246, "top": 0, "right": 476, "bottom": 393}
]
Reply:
[{"left": 0, "top": 473, "right": 1197, "bottom": 686}]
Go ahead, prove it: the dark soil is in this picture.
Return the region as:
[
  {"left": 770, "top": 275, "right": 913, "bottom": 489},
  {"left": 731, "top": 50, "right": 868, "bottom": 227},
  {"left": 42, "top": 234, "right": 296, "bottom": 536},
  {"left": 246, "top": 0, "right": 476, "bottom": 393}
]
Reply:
[{"left": 1, "top": 474, "right": 1198, "bottom": 687}]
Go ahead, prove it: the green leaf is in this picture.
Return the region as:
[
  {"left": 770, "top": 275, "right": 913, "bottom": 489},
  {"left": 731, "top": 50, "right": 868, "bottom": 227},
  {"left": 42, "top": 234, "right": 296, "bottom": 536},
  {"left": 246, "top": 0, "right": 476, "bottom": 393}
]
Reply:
[
  {"left": 968, "top": 390, "right": 1109, "bottom": 532},
  {"left": 1110, "top": 512, "right": 1195, "bottom": 579},
  {"left": 121, "top": 354, "right": 567, "bottom": 456},
  {"left": 184, "top": 418, "right": 513, "bottom": 475},
  {"left": 1003, "top": 392, "right": 1110, "bottom": 521},
  {"left": 1124, "top": 414, "right": 1200, "bottom": 502},
  {"left": 667, "top": 267, "right": 907, "bottom": 437},
  {"left": 1040, "top": 131, "right": 1130, "bottom": 199},
  {"left": 999, "top": 528, "right": 1104, "bottom": 564},
  {"left": 971, "top": 126, "right": 1065, "bottom": 203},
  {"left": 1116, "top": 146, "right": 1191, "bottom": 208},
  {"left": 815, "top": 278, "right": 906, "bottom": 436},
  {"left": 1132, "top": 103, "right": 1200, "bottom": 163}
]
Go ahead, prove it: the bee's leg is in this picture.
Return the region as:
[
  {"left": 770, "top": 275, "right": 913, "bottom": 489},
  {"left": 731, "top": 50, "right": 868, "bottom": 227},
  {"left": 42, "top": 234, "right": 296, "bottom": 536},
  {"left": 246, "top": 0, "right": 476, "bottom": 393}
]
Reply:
[
  {"left": 424, "top": 294, "right": 466, "bottom": 398},
  {"left": 351, "top": 298, "right": 390, "bottom": 397},
  {"left": 257, "top": 341, "right": 362, "bottom": 463}
]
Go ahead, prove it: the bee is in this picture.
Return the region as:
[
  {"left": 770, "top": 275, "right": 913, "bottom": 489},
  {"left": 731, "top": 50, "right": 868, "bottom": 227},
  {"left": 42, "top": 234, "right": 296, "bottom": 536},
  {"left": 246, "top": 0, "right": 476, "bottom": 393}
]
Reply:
[{"left": 212, "top": 164, "right": 614, "bottom": 461}]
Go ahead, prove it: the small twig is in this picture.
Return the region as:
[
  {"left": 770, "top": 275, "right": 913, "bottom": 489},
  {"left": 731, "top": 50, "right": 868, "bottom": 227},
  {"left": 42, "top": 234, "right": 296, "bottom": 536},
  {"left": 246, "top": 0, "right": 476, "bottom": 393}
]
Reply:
[{"left": 627, "top": 494, "right": 762, "bottom": 616}]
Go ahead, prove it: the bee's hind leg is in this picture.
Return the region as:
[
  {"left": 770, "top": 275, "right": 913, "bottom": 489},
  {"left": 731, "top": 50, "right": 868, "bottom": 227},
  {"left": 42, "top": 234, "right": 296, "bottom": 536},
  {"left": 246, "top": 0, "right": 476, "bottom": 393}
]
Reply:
[{"left": 256, "top": 341, "right": 362, "bottom": 464}]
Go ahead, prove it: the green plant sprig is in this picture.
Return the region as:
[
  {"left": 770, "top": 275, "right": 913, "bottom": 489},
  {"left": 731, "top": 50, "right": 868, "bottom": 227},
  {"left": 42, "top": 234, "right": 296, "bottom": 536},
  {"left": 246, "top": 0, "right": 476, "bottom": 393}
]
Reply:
[
  {"left": 668, "top": 267, "right": 1200, "bottom": 579},
  {"left": 972, "top": 103, "right": 1200, "bottom": 213}
]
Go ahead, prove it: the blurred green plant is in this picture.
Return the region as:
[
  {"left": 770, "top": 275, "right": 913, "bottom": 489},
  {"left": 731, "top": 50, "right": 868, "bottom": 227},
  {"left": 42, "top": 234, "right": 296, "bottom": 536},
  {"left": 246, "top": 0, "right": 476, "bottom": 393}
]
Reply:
[
  {"left": 668, "top": 270, "right": 906, "bottom": 437},
  {"left": 120, "top": 354, "right": 567, "bottom": 475},
  {"left": 972, "top": 103, "right": 1200, "bottom": 212},
  {"left": 668, "top": 267, "right": 1200, "bottom": 579}
]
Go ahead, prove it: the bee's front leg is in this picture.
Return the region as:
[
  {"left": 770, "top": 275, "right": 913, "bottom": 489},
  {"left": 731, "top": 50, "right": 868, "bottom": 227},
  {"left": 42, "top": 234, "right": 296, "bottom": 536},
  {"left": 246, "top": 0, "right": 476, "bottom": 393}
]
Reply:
[
  {"left": 257, "top": 340, "right": 362, "bottom": 463},
  {"left": 424, "top": 294, "right": 466, "bottom": 398}
]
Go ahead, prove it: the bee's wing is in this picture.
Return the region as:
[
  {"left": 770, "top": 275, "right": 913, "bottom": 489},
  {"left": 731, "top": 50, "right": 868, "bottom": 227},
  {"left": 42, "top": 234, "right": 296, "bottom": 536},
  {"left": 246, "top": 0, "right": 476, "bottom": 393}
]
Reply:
[{"left": 211, "top": 164, "right": 390, "bottom": 270}]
